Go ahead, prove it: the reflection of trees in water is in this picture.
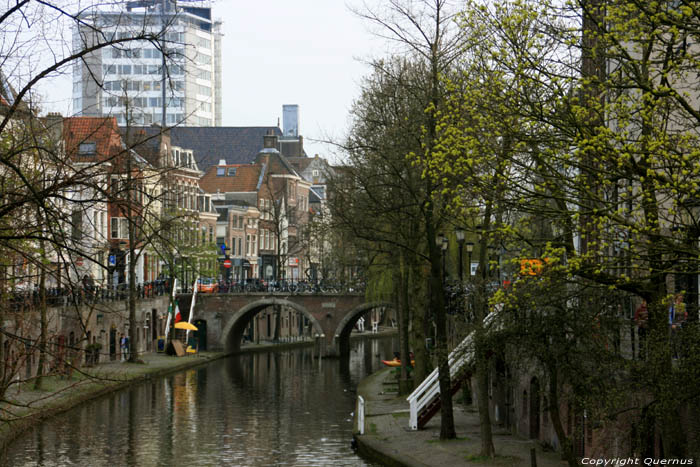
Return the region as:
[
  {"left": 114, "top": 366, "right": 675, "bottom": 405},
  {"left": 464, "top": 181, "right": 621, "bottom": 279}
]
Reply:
[{"left": 4, "top": 338, "right": 398, "bottom": 466}]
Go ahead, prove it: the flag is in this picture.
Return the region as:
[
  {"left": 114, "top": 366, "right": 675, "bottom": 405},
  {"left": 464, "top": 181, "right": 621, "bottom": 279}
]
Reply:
[{"left": 174, "top": 304, "right": 182, "bottom": 323}]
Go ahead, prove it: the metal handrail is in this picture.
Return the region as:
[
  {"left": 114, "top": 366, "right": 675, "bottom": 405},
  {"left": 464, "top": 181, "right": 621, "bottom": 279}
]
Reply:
[{"left": 407, "top": 310, "right": 500, "bottom": 430}]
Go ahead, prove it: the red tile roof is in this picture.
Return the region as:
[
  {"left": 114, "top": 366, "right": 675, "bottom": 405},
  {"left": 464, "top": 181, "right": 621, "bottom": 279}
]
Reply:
[
  {"left": 63, "top": 117, "right": 122, "bottom": 162},
  {"left": 199, "top": 164, "right": 261, "bottom": 193}
]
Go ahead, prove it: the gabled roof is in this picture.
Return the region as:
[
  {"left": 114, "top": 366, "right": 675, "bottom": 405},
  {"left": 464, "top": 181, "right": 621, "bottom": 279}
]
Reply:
[
  {"left": 286, "top": 156, "right": 314, "bottom": 173},
  {"left": 199, "top": 163, "right": 262, "bottom": 194},
  {"left": 63, "top": 117, "right": 122, "bottom": 162},
  {"left": 125, "top": 126, "right": 283, "bottom": 173}
]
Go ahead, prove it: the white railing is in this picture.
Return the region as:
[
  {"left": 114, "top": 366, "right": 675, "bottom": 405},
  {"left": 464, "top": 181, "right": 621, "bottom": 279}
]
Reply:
[
  {"left": 407, "top": 311, "right": 500, "bottom": 430},
  {"left": 357, "top": 395, "right": 365, "bottom": 435}
]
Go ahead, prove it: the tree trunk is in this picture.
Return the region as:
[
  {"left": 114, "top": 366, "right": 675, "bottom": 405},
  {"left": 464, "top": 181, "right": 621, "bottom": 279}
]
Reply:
[
  {"left": 425, "top": 212, "right": 456, "bottom": 440},
  {"left": 547, "top": 364, "right": 576, "bottom": 467},
  {"left": 33, "top": 241, "right": 48, "bottom": 390},
  {"left": 397, "top": 250, "right": 412, "bottom": 395}
]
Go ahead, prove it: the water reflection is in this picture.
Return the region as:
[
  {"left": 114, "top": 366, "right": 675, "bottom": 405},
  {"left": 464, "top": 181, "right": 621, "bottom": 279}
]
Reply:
[{"left": 3, "top": 336, "right": 396, "bottom": 467}]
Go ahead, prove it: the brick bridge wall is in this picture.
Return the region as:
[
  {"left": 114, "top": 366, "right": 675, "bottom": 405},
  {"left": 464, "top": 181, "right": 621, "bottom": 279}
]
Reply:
[{"left": 176, "top": 293, "right": 392, "bottom": 357}]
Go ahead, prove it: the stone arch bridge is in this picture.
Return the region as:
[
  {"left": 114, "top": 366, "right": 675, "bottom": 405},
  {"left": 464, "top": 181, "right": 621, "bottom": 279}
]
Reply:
[{"left": 175, "top": 293, "right": 392, "bottom": 357}]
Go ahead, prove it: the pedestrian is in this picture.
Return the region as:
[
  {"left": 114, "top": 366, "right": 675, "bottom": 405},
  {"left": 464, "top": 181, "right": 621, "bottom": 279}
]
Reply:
[
  {"left": 124, "top": 334, "right": 130, "bottom": 360},
  {"left": 669, "top": 294, "right": 687, "bottom": 359},
  {"left": 120, "top": 333, "right": 126, "bottom": 362},
  {"left": 634, "top": 299, "right": 648, "bottom": 359}
]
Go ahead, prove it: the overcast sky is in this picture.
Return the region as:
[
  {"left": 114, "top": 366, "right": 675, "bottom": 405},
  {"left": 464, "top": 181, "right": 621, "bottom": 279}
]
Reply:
[
  {"left": 218, "top": 1, "right": 382, "bottom": 161},
  {"left": 36, "top": 1, "right": 384, "bottom": 163}
]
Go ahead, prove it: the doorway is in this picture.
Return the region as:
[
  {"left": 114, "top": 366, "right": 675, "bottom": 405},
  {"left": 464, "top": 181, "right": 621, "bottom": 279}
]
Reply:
[{"left": 529, "top": 377, "right": 540, "bottom": 439}]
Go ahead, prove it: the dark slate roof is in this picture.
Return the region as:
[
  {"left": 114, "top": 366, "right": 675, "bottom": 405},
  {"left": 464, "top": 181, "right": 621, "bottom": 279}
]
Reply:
[{"left": 123, "top": 126, "right": 282, "bottom": 173}]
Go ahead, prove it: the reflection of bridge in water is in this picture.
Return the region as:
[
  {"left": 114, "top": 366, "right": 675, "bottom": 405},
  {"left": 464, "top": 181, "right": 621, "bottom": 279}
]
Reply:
[{"left": 176, "top": 293, "right": 393, "bottom": 357}]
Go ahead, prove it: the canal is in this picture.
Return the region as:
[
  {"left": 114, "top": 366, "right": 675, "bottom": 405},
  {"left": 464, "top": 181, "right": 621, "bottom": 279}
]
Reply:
[{"left": 3, "top": 336, "right": 397, "bottom": 466}]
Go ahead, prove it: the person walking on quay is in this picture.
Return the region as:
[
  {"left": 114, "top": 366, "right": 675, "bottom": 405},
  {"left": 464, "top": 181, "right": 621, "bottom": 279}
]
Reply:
[
  {"left": 124, "top": 334, "right": 130, "bottom": 360},
  {"left": 634, "top": 299, "right": 648, "bottom": 359},
  {"left": 669, "top": 293, "right": 687, "bottom": 359},
  {"left": 120, "top": 333, "right": 126, "bottom": 362}
]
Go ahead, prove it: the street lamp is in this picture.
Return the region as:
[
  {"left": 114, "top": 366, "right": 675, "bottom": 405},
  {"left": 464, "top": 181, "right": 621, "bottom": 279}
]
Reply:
[
  {"left": 437, "top": 233, "right": 448, "bottom": 281},
  {"left": 466, "top": 241, "right": 474, "bottom": 280},
  {"left": 455, "top": 228, "right": 465, "bottom": 282}
]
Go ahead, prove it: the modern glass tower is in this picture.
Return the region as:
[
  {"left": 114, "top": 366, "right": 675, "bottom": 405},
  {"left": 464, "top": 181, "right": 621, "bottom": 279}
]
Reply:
[{"left": 72, "top": 0, "right": 222, "bottom": 127}]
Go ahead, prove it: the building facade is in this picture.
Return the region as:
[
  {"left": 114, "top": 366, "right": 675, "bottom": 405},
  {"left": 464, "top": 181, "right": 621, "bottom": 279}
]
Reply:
[{"left": 72, "top": 0, "right": 222, "bottom": 127}]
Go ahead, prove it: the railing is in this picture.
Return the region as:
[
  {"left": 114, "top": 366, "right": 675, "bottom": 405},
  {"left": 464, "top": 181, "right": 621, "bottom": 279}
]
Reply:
[
  {"left": 407, "top": 311, "right": 500, "bottom": 430},
  {"left": 357, "top": 395, "right": 365, "bottom": 435},
  {"left": 212, "top": 280, "right": 367, "bottom": 295},
  {"left": 7, "top": 281, "right": 169, "bottom": 310}
]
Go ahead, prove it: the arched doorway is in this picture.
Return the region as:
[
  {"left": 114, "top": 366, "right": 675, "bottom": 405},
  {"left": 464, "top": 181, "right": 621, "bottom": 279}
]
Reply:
[
  {"left": 194, "top": 319, "right": 207, "bottom": 351},
  {"left": 109, "top": 328, "right": 117, "bottom": 361},
  {"left": 529, "top": 377, "right": 540, "bottom": 439}
]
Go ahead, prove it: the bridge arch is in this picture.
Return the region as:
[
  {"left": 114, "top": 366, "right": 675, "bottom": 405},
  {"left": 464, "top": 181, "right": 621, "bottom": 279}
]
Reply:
[
  {"left": 220, "top": 298, "right": 324, "bottom": 353},
  {"left": 332, "top": 301, "right": 394, "bottom": 358}
]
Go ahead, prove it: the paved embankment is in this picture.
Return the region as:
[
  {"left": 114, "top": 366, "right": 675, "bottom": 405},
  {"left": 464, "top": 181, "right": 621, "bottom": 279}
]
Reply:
[
  {"left": 354, "top": 368, "right": 567, "bottom": 467},
  {"left": 0, "top": 351, "right": 228, "bottom": 451},
  {"left": 0, "top": 329, "right": 397, "bottom": 452}
]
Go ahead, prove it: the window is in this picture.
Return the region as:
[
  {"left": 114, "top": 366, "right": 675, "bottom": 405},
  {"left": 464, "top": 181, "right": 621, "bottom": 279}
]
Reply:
[
  {"left": 78, "top": 142, "right": 96, "bottom": 156},
  {"left": 216, "top": 166, "right": 225, "bottom": 176},
  {"left": 111, "top": 217, "right": 128, "bottom": 239},
  {"left": 312, "top": 169, "right": 320, "bottom": 178},
  {"left": 195, "top": 54, "right": 211, "bottom": 65},
  {"left": 237, "top": 238, "right": 242, "bottom": 257},
  {"left": 246, "top": 235, "right": 250, "bottom": 255},
  {"left": 71, "top": 210, "right": 83, "bottom": 241}
]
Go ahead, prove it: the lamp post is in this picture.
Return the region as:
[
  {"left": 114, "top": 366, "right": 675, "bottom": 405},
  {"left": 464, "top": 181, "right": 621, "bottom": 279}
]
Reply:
[
  {"left": 456, "top": 228, "right": 465, "bottom": 282},
  {"left": 438, "top": 233, "right": 448, "bottom": 281},
  {"left": 466, "top": 241, "right": 474, "bottom": 280}
]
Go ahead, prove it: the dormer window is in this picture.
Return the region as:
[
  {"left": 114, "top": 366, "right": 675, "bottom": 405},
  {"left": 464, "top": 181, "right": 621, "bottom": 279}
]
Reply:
[
  {"left": 216, "top": 166, "right": 225, "bottom": 176},
  {"left": 78, "top": 142, "right": 96, "bottom": 156},
  {"left": 227, "top": 167, "right": 237, "bottom": 176}
]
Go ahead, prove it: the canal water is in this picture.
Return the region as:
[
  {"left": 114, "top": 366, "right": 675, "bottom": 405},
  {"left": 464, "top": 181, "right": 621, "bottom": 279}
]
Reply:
[{"left": 3, "top": 336, "right": 397, "bottom": 466}]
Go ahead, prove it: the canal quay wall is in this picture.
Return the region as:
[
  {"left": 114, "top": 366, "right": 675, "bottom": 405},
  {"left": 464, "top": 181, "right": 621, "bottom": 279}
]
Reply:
[
  {"left": 0, "top": 329, "right": 396, "bottom": 453},
  {"left": 353, "top": 368, "right": 567, "bottom": 467}
]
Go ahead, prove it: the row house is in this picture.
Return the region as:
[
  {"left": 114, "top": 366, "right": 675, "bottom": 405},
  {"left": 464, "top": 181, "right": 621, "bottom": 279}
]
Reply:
[
  {"left": 199, "top": 163, "right": 261, "bottom": 281},
  {"left": 199, "top": 131, "right": 313, "bottom": 283},
  {"left": 124, "top": 127, "right": 218, "bottom": 291}
]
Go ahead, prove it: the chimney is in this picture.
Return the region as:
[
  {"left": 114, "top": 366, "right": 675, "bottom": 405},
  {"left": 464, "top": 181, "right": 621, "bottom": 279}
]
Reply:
[
  {"left": 218, "top": 159, "right": 226, "bottom": 165},
  {"left": 44, "top": 112, "right": 63, "bottom": 144},
  {"left": 263, "top": 128, "right": 278, "bottom": 149}
]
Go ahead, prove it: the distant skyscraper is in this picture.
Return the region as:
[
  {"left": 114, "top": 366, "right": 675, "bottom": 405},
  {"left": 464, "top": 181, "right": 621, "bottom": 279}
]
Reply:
[
  {"left": 72, "top": 0, "right": 222, "bottom": 127},
  {"left": 283, "top": 104, "right": 299, "bottom": 137}
]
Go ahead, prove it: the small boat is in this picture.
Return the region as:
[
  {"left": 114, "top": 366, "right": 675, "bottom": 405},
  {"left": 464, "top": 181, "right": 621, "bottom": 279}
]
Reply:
[{"left": 382, "top": 358, "right": 415, "bottom": 367}]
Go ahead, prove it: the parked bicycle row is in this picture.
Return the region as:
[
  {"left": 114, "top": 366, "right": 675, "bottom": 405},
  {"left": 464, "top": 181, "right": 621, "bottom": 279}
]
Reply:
[
  {"left": 7, "top": 280, "right": 171, "bottom": 310},
  {"left": 208, "top": 279, "right": 366, "bottom": 295}
]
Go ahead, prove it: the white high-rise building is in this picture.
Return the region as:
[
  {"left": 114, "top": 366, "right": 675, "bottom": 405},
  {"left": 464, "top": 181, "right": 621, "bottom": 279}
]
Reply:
[{"left": 72, "top": 0, "right": 222, "bottom": 127}]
